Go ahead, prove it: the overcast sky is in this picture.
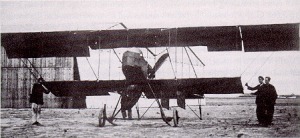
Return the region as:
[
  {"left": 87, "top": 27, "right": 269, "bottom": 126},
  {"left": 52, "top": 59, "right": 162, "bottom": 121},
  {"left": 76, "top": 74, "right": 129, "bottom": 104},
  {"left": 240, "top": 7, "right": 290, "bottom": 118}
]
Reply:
[
  {"left": 1, "top": 0, "right": 300, "bottom": 95},
  {"left": 1, "top": 0, "right": 300, "bottom": 31}
]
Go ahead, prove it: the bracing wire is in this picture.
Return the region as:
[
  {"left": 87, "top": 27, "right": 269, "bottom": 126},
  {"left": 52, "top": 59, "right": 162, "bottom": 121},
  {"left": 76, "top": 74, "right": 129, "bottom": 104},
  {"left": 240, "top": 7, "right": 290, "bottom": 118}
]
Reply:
[
  {"left": 240, "top": 52, "right": 263, "bottom": 76},
  {"left": 184, "top": 47, "right": 198, "bottom": 78},
  {"left": 146, "top": 47, "right": 168, "bottom": 57},
  {"left": 246, "top": 52, "right": 274, "bottom": 83},
  {"left": 145, "top": 82, "right": 169, "bottom": 124},
  {"left": 95, "top": 23, "right": 123, "bottom": 80},
  {"left": 166, "top": 47, "right": 177, "bottom": 79},
  {"left": 166, "top": 29, "right": 177, "bottom": 79},
  {"left": 140, "top": 100, "right": 156, "bottom": 119},
  {"left": 112, "top": 49, "right": 122, "bottom": 63},
  {"left": 187, "top": 47, "right": 205, "bottom": 66},
  {"left": 85, "top": 57, "right": 98, "bottom": 80}
]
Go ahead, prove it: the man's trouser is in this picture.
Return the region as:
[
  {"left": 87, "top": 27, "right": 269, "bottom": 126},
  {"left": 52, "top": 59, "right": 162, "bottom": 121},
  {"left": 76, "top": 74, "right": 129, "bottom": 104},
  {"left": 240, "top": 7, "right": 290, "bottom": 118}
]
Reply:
[
  {"left": 32, "top": 103, "right": 41, "bottom": 122},
  {"left": 265, "top": 105, "right": 275, "bottom": 125},
  {"left": 256, "top": 104, "right": 266, "bottom": 124}
]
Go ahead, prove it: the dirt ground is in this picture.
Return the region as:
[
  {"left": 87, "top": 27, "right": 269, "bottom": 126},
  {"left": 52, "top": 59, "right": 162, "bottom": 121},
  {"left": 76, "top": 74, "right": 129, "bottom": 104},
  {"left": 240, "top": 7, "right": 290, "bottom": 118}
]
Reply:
[{"left": 1, "top": 97, "right": 300, "bottom": 138}]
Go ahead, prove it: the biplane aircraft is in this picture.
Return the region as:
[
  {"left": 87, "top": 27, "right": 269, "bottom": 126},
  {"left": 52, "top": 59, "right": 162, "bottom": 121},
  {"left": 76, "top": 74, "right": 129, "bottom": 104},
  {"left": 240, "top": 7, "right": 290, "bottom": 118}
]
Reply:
[{"left": 1, "top": 22, "right": 299, "bottom": 127}]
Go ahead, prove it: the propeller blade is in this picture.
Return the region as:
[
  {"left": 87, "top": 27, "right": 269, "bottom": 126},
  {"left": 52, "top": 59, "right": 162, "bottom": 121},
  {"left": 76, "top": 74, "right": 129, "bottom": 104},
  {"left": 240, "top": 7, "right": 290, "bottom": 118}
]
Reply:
[{"left": 149, "top": 53, "right": 169, "bottom": 78}]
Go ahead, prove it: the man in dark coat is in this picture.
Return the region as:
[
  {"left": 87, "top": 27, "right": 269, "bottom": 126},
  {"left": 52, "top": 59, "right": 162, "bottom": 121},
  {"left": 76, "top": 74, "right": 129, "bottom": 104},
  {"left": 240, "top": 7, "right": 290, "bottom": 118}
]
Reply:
[
  {"left": 260, "top": 76, "right": 277, "bottom": 126},
  {"left": 30, "top": 78, "right": 50, "bottom": 125},
  {"left": 245, "top": 76, "right": 265, "bottom": 125}
]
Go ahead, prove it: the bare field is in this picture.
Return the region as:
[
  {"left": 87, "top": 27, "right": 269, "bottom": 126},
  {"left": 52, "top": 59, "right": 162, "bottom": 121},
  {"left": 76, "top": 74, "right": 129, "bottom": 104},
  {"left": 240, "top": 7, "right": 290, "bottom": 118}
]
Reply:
[{"left": 1, "top": 98, "right": 300, "bottom": 137}]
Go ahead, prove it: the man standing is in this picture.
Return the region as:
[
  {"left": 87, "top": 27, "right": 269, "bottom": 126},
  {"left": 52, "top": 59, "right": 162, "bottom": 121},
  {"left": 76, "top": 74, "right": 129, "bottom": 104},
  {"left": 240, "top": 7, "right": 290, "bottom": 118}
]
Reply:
[
  {"left": 30, "top": 78, "right": 50, "bottom": 125},
  {"left": 245, "top": 76, "right": 265, "bottom": 125},
  {"left": 260, "top": 76, "right": 277, "bottom": 126}
]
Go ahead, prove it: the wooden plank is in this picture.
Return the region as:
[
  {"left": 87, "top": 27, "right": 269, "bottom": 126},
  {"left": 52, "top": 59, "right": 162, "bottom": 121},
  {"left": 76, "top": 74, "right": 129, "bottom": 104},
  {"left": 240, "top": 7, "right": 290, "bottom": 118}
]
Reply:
[
  {"left": 35, "top": 67, "right": 43, "bottom": 80},
  {"left": 42, "top": 58, "right": 47, "bottom": 68},
  {"left": 32, "top": 58, "right": 39, "bottom": 68},
  {"left": 55, "top": 57, "right": 63, "bottom": 67},
  {"left": 17, "top": 68, "right": 23, "bottom": 108},
  {"left": 42, "top": 68, "right": 50, "bottom": 81},
  {"left": 20, "top": 58, "right": 26, "bottom": 68},
  {"left": 19, "top": 68, "right": 29, "bottom": 108},
  {"left": 13, "top": 58, "right": 21, "bottom": 67},
  {"left": 12, "top": 68, "right": 19, "bottom": 108},
  {"left": 46, "top": 57, "right": 56, "bottom": 68},
  {"left": 1, "top": 46, "right": 8, "bottom": 67},
  {"left": 54, "top": 67, "right": 60, "bottom": 81},
  {"left": 55, "top": 57, "right": 73, "bottom": 68},
  {"left": 23, "top": 68, "right": 31, "bottom": 107},
  {"left": 41, "top": 67, "right": 54, "bottom": 105},
  {"left": 6, "top": 68, "right": 11, "bottom": 107},
  {"left": 6, "top": 57, "right": 12, "bottom": 67},
  {"left": 63, "top": 68, "right": 73, "bottom": 81},
  {"left": 7, "top": 68, "right": 15, "bottom": 107},
  {"left": 70, "top": 57, "right": 74, "bottom": 68},
  {"left": 1, "top": 56, "right": 76, "bottom": 108},
  {"left": 1, "top": 68, "right": 8, "bottom": 107}
]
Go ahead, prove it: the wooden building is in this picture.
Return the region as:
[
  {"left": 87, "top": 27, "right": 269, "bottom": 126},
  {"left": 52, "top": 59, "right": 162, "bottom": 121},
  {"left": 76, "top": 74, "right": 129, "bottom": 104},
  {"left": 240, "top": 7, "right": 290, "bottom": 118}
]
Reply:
[{"left": 1, "top": 46, "right": 86, "bottom": 108}]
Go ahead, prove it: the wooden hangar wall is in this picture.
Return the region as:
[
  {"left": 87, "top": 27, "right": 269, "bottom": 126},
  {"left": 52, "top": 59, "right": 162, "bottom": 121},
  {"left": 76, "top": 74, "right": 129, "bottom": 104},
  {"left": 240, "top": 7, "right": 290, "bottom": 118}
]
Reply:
[{"left": 1, "top": 46, "right": 86, "bottom": 108}]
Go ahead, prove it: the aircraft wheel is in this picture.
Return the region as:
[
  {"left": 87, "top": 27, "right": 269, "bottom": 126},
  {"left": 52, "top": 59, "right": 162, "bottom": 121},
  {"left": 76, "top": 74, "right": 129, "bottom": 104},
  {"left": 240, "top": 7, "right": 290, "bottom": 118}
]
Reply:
[
  {"left": 173, "top": 108, "right": 179, "bottom": 127},
  {"left": 98, "top": 105, "right": 107, "bottom": 127}
]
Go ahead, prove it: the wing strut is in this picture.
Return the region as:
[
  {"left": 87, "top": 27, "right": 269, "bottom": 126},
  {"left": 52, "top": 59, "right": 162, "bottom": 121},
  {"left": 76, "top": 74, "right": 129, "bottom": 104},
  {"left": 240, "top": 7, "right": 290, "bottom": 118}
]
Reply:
[
  {"left": 238, "top": 26, "right": 245, "bottom": 52},
  {"left": 198, "top": 99, "right": 203, "bottom": 120},
  {"left": 97, "top": 37, "right": 101, "bottom": 80}
]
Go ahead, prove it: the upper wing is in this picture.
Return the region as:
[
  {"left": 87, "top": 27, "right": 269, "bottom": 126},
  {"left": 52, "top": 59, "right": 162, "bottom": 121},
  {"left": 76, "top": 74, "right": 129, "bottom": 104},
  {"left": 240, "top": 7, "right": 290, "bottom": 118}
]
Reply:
[
  {"left": 1, "top": 32, "right": 91, "bottom": 58},
  {"left": 241, "top": 24, "right": 299, "bottom": 51},
  {"left": 2, "top": 23, "right": 299, "bottom": 58},
  {"left": 43, "top": 80, "right": 126, "bottom": 97}
]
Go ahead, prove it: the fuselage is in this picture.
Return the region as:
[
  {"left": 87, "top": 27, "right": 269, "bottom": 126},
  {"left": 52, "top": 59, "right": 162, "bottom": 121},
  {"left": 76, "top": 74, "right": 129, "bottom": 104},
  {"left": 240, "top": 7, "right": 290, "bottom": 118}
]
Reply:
[{"left": 122, "top": 48, "right": 150, "bottom": 84}]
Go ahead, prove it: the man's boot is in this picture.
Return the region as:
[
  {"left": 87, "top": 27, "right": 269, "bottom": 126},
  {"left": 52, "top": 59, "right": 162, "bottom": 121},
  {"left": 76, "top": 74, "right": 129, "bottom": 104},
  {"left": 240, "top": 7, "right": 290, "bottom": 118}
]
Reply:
[
  {"left": 128, "top": 109, "right": 133, "bottom": 120},
  {"left": 121, "top": 110, "right": 127, "bottom": 119}
]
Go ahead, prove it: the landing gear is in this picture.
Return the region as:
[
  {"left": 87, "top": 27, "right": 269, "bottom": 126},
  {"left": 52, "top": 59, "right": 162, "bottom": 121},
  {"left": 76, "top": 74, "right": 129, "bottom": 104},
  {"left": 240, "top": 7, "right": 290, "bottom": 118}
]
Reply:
[
  {"left": 98, "top": 104, "right": 106, "bottom": 127},
  {"left": 98, "top": 104, "right": 117, "bottom": 127},
  {"left": 173, "top": 108, "right": 179, "bottom": 127}
]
